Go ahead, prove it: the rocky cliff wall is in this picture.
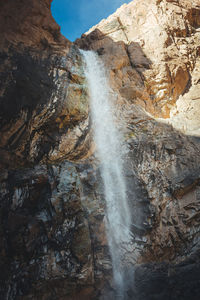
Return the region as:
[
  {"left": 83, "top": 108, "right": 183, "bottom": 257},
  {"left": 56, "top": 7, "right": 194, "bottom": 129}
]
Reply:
[
  {"left": 0, "top": 0, "right": 93, "bottom": 169},
  {"left": 0, "top": 0, "right": 200, "bottom": 299},
  {"left": 0, "top": 0, "right": 69, "bottom": 51},
  {"left": 78, "top": 0, "right": 200, "bottom": 120}
]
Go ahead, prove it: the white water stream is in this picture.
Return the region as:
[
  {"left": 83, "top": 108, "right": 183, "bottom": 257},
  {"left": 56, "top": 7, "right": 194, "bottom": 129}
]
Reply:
[{"left": 81, "top": 50, "right": 132, "bottom": 297}]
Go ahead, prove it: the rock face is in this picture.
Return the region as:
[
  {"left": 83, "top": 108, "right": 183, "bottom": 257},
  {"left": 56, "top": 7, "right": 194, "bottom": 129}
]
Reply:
[
  {"left": 0, "top": 0, "right": 93, "bottom": 169},
  {"left": 0, "top": 0, "right": 68, "bottom": 50},
  {"left": 0, "top": 0, "right": 200, "bottom": 299},
  {"left": 78, "top": 0, "right": 200, "bottom": 119}
]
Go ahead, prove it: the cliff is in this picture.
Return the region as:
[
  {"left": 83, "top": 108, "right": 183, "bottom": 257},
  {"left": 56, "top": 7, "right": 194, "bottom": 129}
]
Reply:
[
  {"left": 77, "top": 0, "right": 200, "bottom": 121},
  {"left": 0, "top": 0, "right": 93, "bottom": 170},
  {"left": 0, "top": 0, "right": 200, "bottom": 299}
]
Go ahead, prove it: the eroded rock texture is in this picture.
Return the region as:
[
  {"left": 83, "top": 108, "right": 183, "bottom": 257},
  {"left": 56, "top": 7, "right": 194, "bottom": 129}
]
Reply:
[
  {"left": 78, "top": 0, "right": 200, "bottom": 120},
  {"left": 0, "top": 0, "right": 200, "bottom": 299},
  {"left": 0, "top": 0, "right": 92, "bottom": 169}
]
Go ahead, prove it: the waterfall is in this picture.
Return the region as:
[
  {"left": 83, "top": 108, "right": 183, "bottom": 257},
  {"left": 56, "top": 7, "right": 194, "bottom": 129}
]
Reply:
[{"left": 81, "top": 50, "right": 132, "bottom": 298}]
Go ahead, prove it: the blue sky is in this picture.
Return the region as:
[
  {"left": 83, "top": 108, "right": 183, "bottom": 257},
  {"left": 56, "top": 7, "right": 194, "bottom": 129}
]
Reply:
[{"left": 51, "top": 0, "right": 132, "bottom": 42}]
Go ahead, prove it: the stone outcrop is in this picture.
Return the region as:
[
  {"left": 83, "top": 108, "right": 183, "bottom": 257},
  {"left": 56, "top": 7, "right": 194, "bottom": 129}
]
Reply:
[
  {"left": 0, "top": 0, "right": 68, "bottom": 51},
  {"left": 0, "top": 0, "right": 200, "bottom": 299},
  {"left": 77, "top": 0, "right": 200, "bottom": 119},
  {"left": 0, "top": 163, "right": 96, "bottom": 299},
  {"left": 0, "top": 0, "right": 93, "bottom": 169},
  {"left": 0, "top": 1, "right": 94, "bottom": 298}
]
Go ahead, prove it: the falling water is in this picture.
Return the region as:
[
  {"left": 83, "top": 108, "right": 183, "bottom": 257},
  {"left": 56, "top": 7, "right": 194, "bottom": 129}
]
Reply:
[{"left": 81, "top": 50, "right": 132, "bottom": 298}]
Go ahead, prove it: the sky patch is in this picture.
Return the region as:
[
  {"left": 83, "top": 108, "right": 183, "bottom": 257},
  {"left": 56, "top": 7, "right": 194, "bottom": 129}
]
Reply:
[{"left": 51, "top": 0, "right": 132, "bottom": 41}]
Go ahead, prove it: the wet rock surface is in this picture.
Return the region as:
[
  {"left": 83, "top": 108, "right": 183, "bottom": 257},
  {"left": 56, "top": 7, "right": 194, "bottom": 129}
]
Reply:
[
  {"left": 0, "top": 45, "right": 92, "bottom": 168},
  {"left": 132, "top": 253, "right": 200, "bottom": 300},
  {"left": 0, "top": 163, "right": 94, "bottom": 299},
  {"left": 0, "top": 0, "right": 200, "bottom": 299}
]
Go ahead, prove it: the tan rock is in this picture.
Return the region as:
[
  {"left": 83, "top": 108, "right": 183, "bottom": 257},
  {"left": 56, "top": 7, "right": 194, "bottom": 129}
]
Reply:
[{"left": 81, "top": 0, "right": 200, "bottom": 118}]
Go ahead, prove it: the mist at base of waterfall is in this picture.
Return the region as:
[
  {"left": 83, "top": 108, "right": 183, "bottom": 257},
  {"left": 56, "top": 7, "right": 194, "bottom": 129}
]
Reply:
[{"left": 81, "top": 49, "right": 133, "bottom": 298}]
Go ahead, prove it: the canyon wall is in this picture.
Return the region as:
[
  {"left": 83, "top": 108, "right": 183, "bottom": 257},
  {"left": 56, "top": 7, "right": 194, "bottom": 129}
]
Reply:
[
  {"left": 0, "top": 0, "right": 200, "bottom": 299},
  {"left": 79, "top": 0, "right": 200, "bottom": 121}
]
